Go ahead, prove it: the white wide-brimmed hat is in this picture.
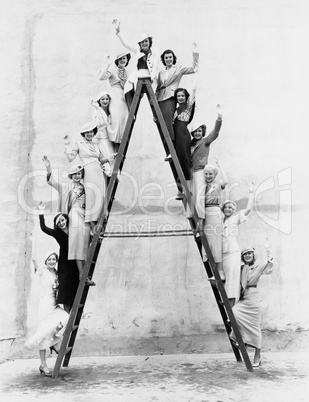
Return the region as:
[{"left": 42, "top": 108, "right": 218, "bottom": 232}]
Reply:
[
  {"left": 80, "top": 122, "right": 97, "bottom": 135},
  {"left": 68, "top": 164, "right": 84, "bottom": 179}
]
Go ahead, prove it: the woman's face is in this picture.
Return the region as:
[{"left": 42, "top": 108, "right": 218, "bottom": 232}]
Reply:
[
  {"left": 205, "top": 169, "right": 215, "bottom": 183},
  {"left": 72, "top": 171, "right": 83, "bottom": 183},
  {"left": 193, "top": 127, "right": 203, "bottom": 140},
  {"left": 99, "top": 95, "right": 110, "bottom": 108},
  {"left": 223, "top": 203, "right": 236, "bottom": 217},
  {"left": 46, "top": 254, "right": 57, "bottom": 269},
  {"left": 243, "top": 251, "right": 254, "bottom": 264},
  {"left": 140, "top": 38, "right": 150, "bottom": 51},
  {"left": 164, "top": 52, "right": 174, "bottom": 67},
  {"left": 84, "top": 130, "right": 94, "bottom": 141},
  {"left": 57, "top": 216, "right": 67, "bottom": 230},
  {"left": 118, "top": 55, "right": 127, "bottom": 68},
  {"left": 177, "top": 91, "right": 186, "bottom": 104}
]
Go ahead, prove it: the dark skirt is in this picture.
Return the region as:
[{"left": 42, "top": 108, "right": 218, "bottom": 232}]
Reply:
[
  {"left": 174, "top": 119, "right": 192, "bottom": 180},
  {"left": 56, "top": 259, "right": 79, "bottom": 307},
  {"left": 159, "top": 97, "right": 176, "bottom": 141}
]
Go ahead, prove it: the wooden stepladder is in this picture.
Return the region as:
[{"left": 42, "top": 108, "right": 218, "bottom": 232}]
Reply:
[{"left": 52, "top": 77, "right": 252, "bottom": 378}]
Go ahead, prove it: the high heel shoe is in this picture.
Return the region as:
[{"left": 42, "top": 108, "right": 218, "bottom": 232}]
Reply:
[
  {"left": 49, "top": 345, "right": 59, "bottom": 354},
  {"left": 252, "top": 357, "right": 262, "bottom": 367},
  {"left": 85, "top": 277, "right": 96, "bottom": 286},
  {"left": 39, "top": 365, "right": 52, "bottom": 377}
]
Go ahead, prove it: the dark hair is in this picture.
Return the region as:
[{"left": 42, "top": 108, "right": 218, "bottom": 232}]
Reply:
[
  {"left": 191, "top": 125, "right": 207, "bottom": 138},
  {"left": 53, "top": 213, "right": 69, "bottom": 230},
  {"left": 115, "top": 54, "right": 131, "bottom": 67},
  {"left": 45, "top": 252, "right": 59, "bottom": 265},
  {"left": 97, "top": 94, "right": 111, "bottom": 117},
  {"left": 80, "top": 126, "right": 98, "bottom": 137},
  {"left": 174, "top": 88, "right": 190, "bottom": 103},
  {"left": 138, "top": 37, "right": 153, "bottom": 52},
  {"left": 160, "top": 49, "right": 177, "bottom": 66}
]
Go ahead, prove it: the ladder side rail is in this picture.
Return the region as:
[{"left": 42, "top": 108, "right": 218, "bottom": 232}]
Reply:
[
  {"left": 53, "top": 80, "right": 146, "bottom": 377},
  {"left": 143, "top": 79, "right": 252, "bottom": 371}
]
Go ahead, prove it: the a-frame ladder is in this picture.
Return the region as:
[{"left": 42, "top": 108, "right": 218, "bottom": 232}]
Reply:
[{"left": 52, "top": 77, "right": 252, "bottom": 377}]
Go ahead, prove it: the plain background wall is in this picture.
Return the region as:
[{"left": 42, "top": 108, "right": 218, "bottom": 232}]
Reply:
[{"left": 0, "top": 0, "right": 309, "bottom": 360}]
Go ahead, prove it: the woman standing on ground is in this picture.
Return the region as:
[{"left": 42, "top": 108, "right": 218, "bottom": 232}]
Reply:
[
  {"left": 112, "top": 19, "right": 160, "bottom": 108},
  {"left": 222, "top": 182, "right": 255, "bottom": 307},
  {"left": 63, "top": 123, "right": 116, "bottom": 233},
  {"left": 42, "top": 157, "right": 93, "bottom": 285},
  {"left": 230, "top": 243, "right": 274, "bottom": 367},
  {"left": 38, "top": 202, "right": 80, "bottom": 311},
  {"left": 25, "top": 251, "right": 69, "bottom": 376},
  {"left": 98, "top": 52, "right": 131, "bottom": 142},
  {"left": 190, "top": 105, "right": 223, "bottom": 223},
  {"left": 156, "top": 43, "right": 199, "bottom": 142}
]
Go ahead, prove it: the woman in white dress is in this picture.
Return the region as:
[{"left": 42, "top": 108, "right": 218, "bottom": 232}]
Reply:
[
  {"left": 222, "top": 182, "right": 255, "bottom": 306},
  {"left": 25, "top": 252, "right": 69, "bottom": 376},
  {"left": 91, "top": 91, "right": 117, "bottom": 167},
  {"left": 98, "top": 52, "right": 131, "bottom": 146},
  {"left": 230, "top": 244, "right": 274, "bottom": 367},
  {"left": 64, "top": 123, "right": 116, "bottom": 233}
]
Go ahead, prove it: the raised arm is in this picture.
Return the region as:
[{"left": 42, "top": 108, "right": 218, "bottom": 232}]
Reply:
[
  {"left": 180, "top": 42, "right": 199, "bottom": 75},
  {"left": 243, "top": 182, "right": 255, "bottom": 216},
  {"left": 98, "top": 55, "right": 112, "bottom": 81},
  {"left": 190, "top": 73, "right": 198, "bottom": 102},
  {"left": 215, "top": 156, "right": 228, "bottom": 189},
  {"left": 91, "top": 100, "right": 105, "bottom": 127},
  {"left": 63, "top": 135, "right": 78, "bottom": 162},
  {"left": 38, "top": 202, "right": 55, "bottom": 237},
  {"left": 112, "top": 19, "right": 137, "bottom": 54},
  {"left": 205, "top": 104, "right": 223, "bottom": 145}
]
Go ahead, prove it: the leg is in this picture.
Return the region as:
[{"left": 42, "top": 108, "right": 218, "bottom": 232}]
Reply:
[
  {"left": 39, "top": 349, "right": 51, "bottom": 376},
  {"left": 252, "top": 347, "right": 262, "bottom": 367},
  {"left": 76, "top": 260, "right": 84, "bottom": 279}
]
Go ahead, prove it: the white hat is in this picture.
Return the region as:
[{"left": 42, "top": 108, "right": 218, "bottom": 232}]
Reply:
[
  {"left": 138, "top": 32, "right": 152, "bottom": 43},
  {"left": 80, "top": 122, "right": 97, "bottom": 135},
  {"left": 68, "top": 164, "right": 84, "bottom": 179}
]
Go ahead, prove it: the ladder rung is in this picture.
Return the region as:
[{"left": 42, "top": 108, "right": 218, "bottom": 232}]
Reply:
[
  {"left": 72, "top": 325, "right": 79, "bottom": 331},
  {"left": 78, "top": 303, "right": 84, "bottom": 308}
]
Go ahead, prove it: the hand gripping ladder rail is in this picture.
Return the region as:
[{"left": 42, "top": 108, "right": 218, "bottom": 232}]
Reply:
[{"left": 52, "top": 77, "right": 253, "bottom": 377}]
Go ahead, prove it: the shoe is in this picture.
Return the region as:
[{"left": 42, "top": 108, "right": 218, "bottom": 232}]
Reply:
[
  {"left": 175, "top": 193, "right": 184, "bottom": 200},
  {"left": 252, "top": 357, "right": 262, "bottom": 367},
  {"left": 49, "top": 345, "right": 59, "bottom": 355},
  {"left": 85, "top": 278, "right": 96, "bottom": 286},
  {"left": 39, "top": 365, "right": 52, "bottom": 377},
  {"left": 164, "top": 154, "right": 172, "bottom": 162}
]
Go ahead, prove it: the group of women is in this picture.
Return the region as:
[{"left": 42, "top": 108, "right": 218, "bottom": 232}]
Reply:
[{"left": 26, "top": 19, "right": 273, "bottom": 375}]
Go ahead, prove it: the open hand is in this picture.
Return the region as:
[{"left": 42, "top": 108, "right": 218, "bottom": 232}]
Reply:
[
  {"left": 42, "top": 155, "right": 50, "bottom": 169},
  {"left": 38, "top": 201, "right": 46, "bottom": 211},
  {"left": 91, "top": 99, "right": 99, "bottom": 108},
  {"left": 63, "top": 135, "right": 71, "bottom": 145},
  {"left": 248, "top": 181, "right": 255, "bottom": 193},
  {"left": 112, "top": 19, "right": 120, "bottom": 33},
  {"left": 216, "top": 104, "right": 222, "bottom": 118},
  {"left": 192, "top": 42, "right": 198, "bottom": 52}
]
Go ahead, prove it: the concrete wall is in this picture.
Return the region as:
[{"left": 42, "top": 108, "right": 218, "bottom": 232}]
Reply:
[{"left": 1, "top": 0, "right": 308, "bottom": 361}]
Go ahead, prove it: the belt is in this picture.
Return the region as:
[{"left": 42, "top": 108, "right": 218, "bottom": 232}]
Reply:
[
  {"left": 205, "top": 204, "right": 219, "bottom": 207},
  {"left": 246, "top": 285, "right": 257, "bottom": 288}
]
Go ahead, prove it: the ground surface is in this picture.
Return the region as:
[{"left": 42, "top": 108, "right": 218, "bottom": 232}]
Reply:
[{"left": 0, "top": 352, "right": 308, "bottom": 401}]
